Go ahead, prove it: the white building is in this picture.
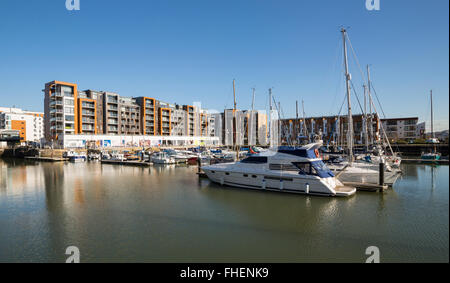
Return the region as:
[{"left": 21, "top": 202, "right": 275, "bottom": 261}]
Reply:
[
  {"left": 381, "top": 117, "right": 419, "bottom": 141},
  {"left": 0, "top": 107, "right": 44, "bottom": 143}
]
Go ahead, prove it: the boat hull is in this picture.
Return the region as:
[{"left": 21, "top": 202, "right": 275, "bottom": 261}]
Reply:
[{"left": 202, "top": 168, "right": 355, "bottom": 197}]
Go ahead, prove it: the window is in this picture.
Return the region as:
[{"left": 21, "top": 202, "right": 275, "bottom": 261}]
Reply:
[
  {"left": 64, "top": 99, "right": 74, "bottom": 106},
  {"left": 241, "top": 156, "right": 268, "bottom": 164},
  {"left": 65, "top": 107, "right": 74, "bottom": 114},
  {"left": 293, "top": 162, "right": 311, "bottom": 175}
]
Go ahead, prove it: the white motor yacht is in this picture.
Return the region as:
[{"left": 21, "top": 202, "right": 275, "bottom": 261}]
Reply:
[
  {"left": 151, "top": 152, "right": 176, "bottom": 165},
  {"left": 202, "top": 144, "right": 356, "bottom": 197}
]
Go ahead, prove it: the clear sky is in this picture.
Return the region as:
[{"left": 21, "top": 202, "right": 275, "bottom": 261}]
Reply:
[{"left": 0, "top": 0, "right": 448, "bottom": 130}]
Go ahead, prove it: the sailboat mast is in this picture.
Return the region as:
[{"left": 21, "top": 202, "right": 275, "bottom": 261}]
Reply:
[
  {"left": 250, "top": 88, "right": 255, "bottom": 146},
  {"left": 233, "top": 79, "right": 238, "bottom": 160},
  {"left": 269, "top": 88, "right": 272, "bottom": 147},
  {"left": 302, "top": 99, "right": 307, "bottom": 139},
  {"left": 363, "top": 84, "right": 369, "bottom": 151},
  {"left": 430, "top": 90, "right": 434, "bottom": 138},
  {"left": 296, "top": 100, "right": 299, "bottom": 145},
  {"left": 367, "top": 65, "right": 373, "bottom": 146},
  {"left": 342, "top": 28, "right": 354, "bottom": 163}
]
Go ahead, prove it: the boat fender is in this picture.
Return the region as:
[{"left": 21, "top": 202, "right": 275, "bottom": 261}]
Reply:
[
  {"left": 262, "top": 179, "right": 266, "bottom": 189},
  {"left": 314, "top": 149, "right": 320, "bottom": 158},
  {"left": 220, "top": 177, "right": 224, "bottom": 186},
  {"left": 279, "top": 180, "right": 284, "bottom": 190},
  {"left": 305, "top": 183, "right": 310, "bottom": 194}
]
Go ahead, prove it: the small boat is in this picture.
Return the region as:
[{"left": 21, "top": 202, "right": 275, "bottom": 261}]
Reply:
[
  {"left": 421, "top": 90, "right": 441, "bottom": 161},
  {"left": 202, "top": 143, "right": 357, "bottom": 197},
  {"left": 68, "top": 153, "right": 87, "bottom": 163},
  {"left": 87, "top": 152, "right": 101, "bottom": 161},
  {"left": 421, "top": 152, "right": 441, "bottom": 161},
  {"left": 151, "top": 152, "right": 176, "bottom": 164}
]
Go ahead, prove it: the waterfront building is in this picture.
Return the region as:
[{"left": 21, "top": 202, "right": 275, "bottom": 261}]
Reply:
[
  {"left": 280, "top": 114, "right": 380, "bottom": 146},
  {"left": 214, "top": 109, "right": 271, "bottom": 146},
  {"left": 380, "top": 117, "right": 420, "bottom": 141},
  {"left": 416, "top": 122, "right": 426, "bottom": 139},
  {"left": 43, "top": 81, "right": 77, "bottom": 144},
  {"left": 0, "top": 107, "right": 44, "bottom": 143},
  {"left": 42, "top": 80, "right": 275, "bottom": 148}
]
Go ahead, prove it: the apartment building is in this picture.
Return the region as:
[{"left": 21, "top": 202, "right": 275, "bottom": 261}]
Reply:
[
  {"left": 42, "top": 80, "right": 274, "bottom": 148},
  {"left": 135, "top": 97, "right": 156, "bottom": 135},
  {"left": 119, "top": 97, "right": 141, "bottom": 135},
  {"left": 215, "top": 110, "right": 270, "bottom": 146},
  {"left": 102, "top": 92, "right": 120, "bottom": 135},
  {"left": 380, "top": 117, "right": 419, "bottom": 141},
  {"left": 280, "top": 114, "right": 380, "bottom": 145},
  {"left": 0, "top": 107, "right": 44, "bottom": 143},
  {"left": 43, "top": 81, "right": 77, "bottom": 144}
]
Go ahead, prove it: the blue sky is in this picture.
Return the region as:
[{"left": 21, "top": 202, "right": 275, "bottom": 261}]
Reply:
[{"left": 0, "top": 0, "right": 448, "bottom": 130}]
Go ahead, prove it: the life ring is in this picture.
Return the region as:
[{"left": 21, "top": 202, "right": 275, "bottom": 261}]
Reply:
[{"left": 314, "top": 149, "right": 320, "bottom": 158}]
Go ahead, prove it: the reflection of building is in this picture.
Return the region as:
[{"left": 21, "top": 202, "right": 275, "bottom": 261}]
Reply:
[
  {"left": 381, "top": 117, "right": 419, "bottom": 141},
  {"left": 0, "top": 107, "right": 44, "bottom": 143},
  {"left": 280, "top": 114, "right": 380, "bottom": 145}
]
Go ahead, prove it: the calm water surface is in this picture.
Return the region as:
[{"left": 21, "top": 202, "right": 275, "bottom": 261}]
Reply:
[{"left": 0, "top": 158, "right": 448, "bottom": 262}]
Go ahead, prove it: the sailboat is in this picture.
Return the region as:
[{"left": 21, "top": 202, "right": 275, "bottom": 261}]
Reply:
[
  {"left": 421, "top": 90, "right": 441, "bottom": 160},
  {"left": 326, "top": 28, "right": 402, "bottom": 186}
]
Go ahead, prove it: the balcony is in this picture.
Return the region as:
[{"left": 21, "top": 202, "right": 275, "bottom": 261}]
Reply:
[
  {"left": 82, "top": 111, "right": 95, "bottom": 116},
  {"left": 82, "top": 103, "right": 95, "bottom": 109},
  {"left": 50, "top": 92, "right": 63, "bottom": 97},
  {"left": 50, "top": 117, "right": 64, "bottom": 122},
  {"left": 50, "top": 109, "right": 64, "bottom": 114},
  {"left": 82, "top": 118, "right": 95, "bottom": 123},
  {"left": 50, "top": 101, "right": 63, "bottom": 107}
]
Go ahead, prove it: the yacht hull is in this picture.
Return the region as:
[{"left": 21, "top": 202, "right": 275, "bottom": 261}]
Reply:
[{"left": 202, "top": 168, "right": 355, "bottom": 197}]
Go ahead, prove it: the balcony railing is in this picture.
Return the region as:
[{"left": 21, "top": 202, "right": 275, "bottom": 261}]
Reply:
[{"left": 82, "top": 111, "right": 95, "bottom": 116}]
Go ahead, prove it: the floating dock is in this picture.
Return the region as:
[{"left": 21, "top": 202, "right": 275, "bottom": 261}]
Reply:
[
  {"left": 402, "top": 159, "right": 449, "bottom": 165},
  {"left": 100, "top": 160, "right": 151, "bottom": 166}
]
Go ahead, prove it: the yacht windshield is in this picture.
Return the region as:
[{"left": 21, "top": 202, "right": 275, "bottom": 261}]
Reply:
[
  {"left": 311, "top": 161, "right": 335, "bottom": 178},
  {"left": 292, "top": 161, "right": 335, "bottom": 178}
]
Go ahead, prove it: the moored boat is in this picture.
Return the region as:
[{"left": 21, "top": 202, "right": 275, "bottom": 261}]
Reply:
[{"left": 202, "top": 144, "right": 356, "bottom": 197}]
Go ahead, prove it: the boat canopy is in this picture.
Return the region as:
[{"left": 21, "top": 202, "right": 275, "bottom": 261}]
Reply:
[{"left": 277, "top": 144, "right": 320, "bottom": 159}]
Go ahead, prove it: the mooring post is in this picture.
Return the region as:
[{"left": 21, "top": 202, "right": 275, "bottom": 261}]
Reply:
[
  {"left": 379, "top": 161, "right": 385, "bottom": 190},
  {"left": 197, "top": 157, "right": 201, "bottom": 173}
]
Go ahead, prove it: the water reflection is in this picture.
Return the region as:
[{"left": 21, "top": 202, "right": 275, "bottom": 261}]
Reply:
[{"left": 0, "top": 159, "right": 448, "bottom": 262}]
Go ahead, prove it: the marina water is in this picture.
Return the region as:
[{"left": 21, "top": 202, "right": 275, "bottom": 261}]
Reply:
[{"left": 0, "top": 159, "right": 448, "bottom": 262}]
